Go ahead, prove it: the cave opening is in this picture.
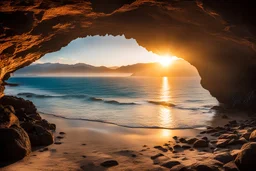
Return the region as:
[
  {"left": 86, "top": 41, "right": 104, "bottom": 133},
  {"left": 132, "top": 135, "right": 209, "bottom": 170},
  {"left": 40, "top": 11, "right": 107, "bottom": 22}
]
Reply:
[{"left": 4, "top": 35, "right": 223, "bottom": 131}]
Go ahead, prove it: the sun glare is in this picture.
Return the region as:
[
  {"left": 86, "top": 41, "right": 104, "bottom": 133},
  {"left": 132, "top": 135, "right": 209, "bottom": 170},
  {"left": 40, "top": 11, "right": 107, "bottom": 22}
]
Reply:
[{"left": 159, "top": 55, "right": 179, "bottom": 67}]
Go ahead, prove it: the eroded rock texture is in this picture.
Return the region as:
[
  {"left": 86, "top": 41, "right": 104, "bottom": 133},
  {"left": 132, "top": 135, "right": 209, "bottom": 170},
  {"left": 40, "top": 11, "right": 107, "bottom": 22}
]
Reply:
[{"left": 1, "top": 0, "right": 256, "bottom": 108}]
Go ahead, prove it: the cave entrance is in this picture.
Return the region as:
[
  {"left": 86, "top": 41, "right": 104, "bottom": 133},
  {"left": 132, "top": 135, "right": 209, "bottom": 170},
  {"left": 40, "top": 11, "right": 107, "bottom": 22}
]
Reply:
[{"left": 5, "top": 35, "right": 219, "bottom": 132}]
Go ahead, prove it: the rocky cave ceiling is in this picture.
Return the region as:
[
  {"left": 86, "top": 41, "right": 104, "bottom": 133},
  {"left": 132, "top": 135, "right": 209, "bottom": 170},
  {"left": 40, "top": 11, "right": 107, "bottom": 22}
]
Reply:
[{"left": 1, "top": 0, "right": 256, "bottom": 108}]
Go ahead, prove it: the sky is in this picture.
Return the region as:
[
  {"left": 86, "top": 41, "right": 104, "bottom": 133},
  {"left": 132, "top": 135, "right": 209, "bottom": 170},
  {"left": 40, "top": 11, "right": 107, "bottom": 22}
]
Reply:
[{"left": 36, "top": 35, "right": 168, "bottom": 67}]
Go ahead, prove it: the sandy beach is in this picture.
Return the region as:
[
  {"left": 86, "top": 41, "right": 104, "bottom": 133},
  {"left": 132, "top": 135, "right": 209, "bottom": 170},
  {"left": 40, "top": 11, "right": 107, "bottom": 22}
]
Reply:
[
  {"left": 1, "top": 113, "right": 205, "bottom": 171},
  {"left": 2, "top": 110, "right": 251, "bottom": 171}
]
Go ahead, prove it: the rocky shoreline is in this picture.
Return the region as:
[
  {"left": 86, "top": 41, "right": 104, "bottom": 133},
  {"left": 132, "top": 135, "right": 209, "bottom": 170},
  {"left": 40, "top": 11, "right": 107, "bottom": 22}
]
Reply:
[
  {"left": 148, "top": 118, "right": 256, "bottom": 171},
  {"left": 0, "top": 96, "right": 55, "bottom": 165},
  {"left": 1, "top": 96, "right": 256, "bottom": 170}
]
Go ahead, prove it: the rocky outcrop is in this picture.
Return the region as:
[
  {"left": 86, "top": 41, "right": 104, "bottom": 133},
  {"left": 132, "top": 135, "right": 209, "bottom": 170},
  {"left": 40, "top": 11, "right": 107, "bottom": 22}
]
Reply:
[
  {"left": 235, "top": 142, "right": 256, "bottom": 171},
  {"left": 0, "top": 1, "right": 256, "bottom": 108},
  {"left": 0, "top": 105, "right": 31, "bottom": 161},
  {"left": 0, "top": 96, "right": 55, "bottom": 162}
]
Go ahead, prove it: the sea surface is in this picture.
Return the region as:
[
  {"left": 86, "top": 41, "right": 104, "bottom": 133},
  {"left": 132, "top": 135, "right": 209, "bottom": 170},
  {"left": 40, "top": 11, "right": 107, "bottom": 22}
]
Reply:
[{"left": 5, "top": 76, "right": 218, "bottom": 129}]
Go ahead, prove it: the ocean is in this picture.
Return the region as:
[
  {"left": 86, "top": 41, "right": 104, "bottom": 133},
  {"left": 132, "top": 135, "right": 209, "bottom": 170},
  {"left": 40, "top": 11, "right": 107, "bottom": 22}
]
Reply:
[{"left": 5, "top": 76, "right": 218, "bottom": 129}]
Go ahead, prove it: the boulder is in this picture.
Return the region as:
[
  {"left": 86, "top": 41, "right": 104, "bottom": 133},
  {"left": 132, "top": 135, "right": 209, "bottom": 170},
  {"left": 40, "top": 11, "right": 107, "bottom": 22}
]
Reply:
[
  {"left": 213, "top": 152, "right": 233, "bottom": 164},
  {"left": 235, "top": 142, "right": 256, "bottom": 171},
  {"left": 249, "top": 130, "right": 256, "bottom": 141},
  {"left": 21, "top": 122, "right": 54, "bottom": 146},
  {"left": 0, "top": 96, "right": 40, "bottom": 121},
  {"left": 0, "top": 125, "right": 31, "bottom": 161},
  {"left": 190, "top": 159, "right": 223, "bottom": 171},
  {"left": 223, "top": 161, "right": 239, "bottom": 171},
  {"left": 193, "top": 140, "right": 208, "bottom": 148}
]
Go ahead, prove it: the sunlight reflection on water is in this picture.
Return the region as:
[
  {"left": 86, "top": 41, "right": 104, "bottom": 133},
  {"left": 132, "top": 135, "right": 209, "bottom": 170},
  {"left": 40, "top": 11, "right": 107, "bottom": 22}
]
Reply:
[{"left": 159, "top": 77, "right": 172, "bottom": 137}]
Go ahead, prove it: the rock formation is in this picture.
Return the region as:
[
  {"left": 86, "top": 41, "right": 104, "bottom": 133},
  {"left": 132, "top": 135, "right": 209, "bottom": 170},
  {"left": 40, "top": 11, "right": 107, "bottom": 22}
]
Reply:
[
  {"left": 0, "top": 96, "right": 55, "bottom": 162},
  {"left": 0, "top": 1, "right": 256, "bottom": 108}
]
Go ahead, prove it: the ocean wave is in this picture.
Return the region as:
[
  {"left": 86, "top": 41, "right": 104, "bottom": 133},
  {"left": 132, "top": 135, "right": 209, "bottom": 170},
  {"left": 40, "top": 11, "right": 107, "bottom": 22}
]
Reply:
[
  {"left": 17, "top": 92, "right": 57, "bottom": 98},
  {"left": 89, "top": 97, "right": 138, "bottom": 105},
  {"left": 40, "top": 111, "right": 207, "bottom": 130},
  {"left": 147, "top": 100, "right": 176, "bottom": 107},
  {"left": 18, "top": 92, "right": 139, "bottom": 106},
  {"left": 17, "top": 92, "right": 87, "bottom": 98}
]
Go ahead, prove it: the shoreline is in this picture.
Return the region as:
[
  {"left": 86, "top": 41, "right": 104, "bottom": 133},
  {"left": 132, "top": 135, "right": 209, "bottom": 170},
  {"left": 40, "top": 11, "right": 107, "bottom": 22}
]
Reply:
[
  {"left": 2, "top": 110, "right": 255, "bottom": 170},
  {"left": 2, "top": 113, "right": 202, "bottom": 171}
]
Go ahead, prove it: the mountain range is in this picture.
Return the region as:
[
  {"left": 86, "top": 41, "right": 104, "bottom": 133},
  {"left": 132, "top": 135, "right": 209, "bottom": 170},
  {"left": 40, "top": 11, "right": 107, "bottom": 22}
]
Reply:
[{"left": 15, "top": 60, "right": 199, "bottom": 77}]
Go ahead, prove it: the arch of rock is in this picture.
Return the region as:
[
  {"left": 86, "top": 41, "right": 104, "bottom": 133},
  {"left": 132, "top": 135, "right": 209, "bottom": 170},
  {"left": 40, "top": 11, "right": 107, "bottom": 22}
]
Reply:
[{"left": 1, "top": 0, "right": 256, "bottom": 108}]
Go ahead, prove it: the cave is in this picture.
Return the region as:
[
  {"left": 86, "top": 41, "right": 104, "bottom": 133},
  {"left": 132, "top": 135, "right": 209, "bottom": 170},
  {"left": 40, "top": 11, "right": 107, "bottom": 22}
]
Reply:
[
  {"left": 1, "top": 0, "right": 256, "bottom": 109},
  {"left": 1, "top": 1, "right": 256, "bottom": 170}
]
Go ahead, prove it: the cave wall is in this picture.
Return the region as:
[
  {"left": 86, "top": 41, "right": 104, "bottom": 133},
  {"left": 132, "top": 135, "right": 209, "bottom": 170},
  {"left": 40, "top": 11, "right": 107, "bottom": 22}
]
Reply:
[{"left": 1, "top": 0, "right": 256, "bottom": 108}]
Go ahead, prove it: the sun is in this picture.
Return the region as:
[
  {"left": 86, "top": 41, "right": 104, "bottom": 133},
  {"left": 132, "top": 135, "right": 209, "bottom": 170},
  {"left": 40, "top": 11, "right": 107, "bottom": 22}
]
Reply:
[{"left": 159, "top": 55, "right": 179, "bottom": 67}]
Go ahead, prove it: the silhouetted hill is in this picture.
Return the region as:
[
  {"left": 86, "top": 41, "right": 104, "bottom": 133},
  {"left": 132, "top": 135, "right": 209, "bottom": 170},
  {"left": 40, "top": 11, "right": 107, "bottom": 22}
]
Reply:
[{"left": 15, "top": 60, "right": 198, "bottom": 77}]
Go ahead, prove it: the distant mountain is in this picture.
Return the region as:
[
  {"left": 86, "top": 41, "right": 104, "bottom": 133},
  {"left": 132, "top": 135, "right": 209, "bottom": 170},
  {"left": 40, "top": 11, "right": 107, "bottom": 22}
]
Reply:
[
  {"left": 15, "top": 63, "right": 114, "bottom": 75},
  {"left": 15, "top": 60, "right": 199, "bottom": 77}
]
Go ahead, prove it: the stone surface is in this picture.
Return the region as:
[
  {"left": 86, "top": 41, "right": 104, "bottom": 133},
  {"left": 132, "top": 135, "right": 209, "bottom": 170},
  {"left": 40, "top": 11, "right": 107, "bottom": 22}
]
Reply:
[
  {"left": 235, "top": 142, "right": 256, "bottom": 171},
  {"left": 249, "top": 130, "right": 256, "bottom": 141},
  {"left": 0, "top": 125, "right": 31, "bottom": 161},
  {"left": 21, "top": 122, "right": 54, "bottom": 146},
  {"left": 223, "top": 161, "right": 239, "bottom": 171},
  {"left": 216, "top": 139, "right": 230, "bottom": 148},
  {"left": 190, "top": 159, "right": 223, "bottom": 171},
  {"left": 161, "top": 160, "right": 181, "bottom": 169},
  {"left": 213, "top": 152, "right": 233, "bottom": 164},
  {"left": 1, "top": 1, "right": 256, "bottom": 108},
  {"left": 0, "top": 105, "right": 19, "bottom": 128},
  {"left": 193, "top": 140, "right": 208, "bottom": 148},
  {"left": 100, "top": 160, "right": 118, "bottom": 167}
]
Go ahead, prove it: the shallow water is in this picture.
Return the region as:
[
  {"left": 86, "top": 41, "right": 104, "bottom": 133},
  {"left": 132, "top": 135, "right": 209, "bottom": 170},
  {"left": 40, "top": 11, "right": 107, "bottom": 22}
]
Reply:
[{"left": 5, "top": 76, "right": 218, "bottom": 129}]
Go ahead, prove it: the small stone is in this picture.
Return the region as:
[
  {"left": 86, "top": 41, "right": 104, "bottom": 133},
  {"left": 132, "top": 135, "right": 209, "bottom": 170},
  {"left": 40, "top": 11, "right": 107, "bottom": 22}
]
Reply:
[
  {"left": 131, "top": 154, "right": 136, "bottom": 157},
  {"left": 179, "top": 138, "right": 187, "bottom": 143},
  {"left": 213, "top": 152, "right": 233, "bottom": 164},
  {"left": 82, "top": 155, "right": 86, "bottom": 158},
  {"left": 173, "top": 144, "right": 182, "bottom": 149},
  {"left": 181, "top": 145, "right": 191, "bottom": 149},
  {"left": 59, "top": 132, "right": 66, "bottom": 135},
  {"left": 223, "top": 161, "right": 239, "bottom": 171},
  {"left": 161, "top": 160, "right": 181, "bottom": 168},
  {"left": 100, "top": 160, "right": 118, "bottom": 167},
  {"left": 150, "top": 153, "right": 164, "bottom": 160},
  {"left": 173, "top": 136, "right": 178, "bottom": 140},
  {"left": 216, "top": 139, "right": 230, "bottom": 148},
  {"left": 187, "top": 138, "right": 198, "bottom": 144},
  {"left": 242, "top": 132, "right": 251, "bottom": 141},
  {"left": 154, "top": 146, "right": 168, "bottom": 152},
  {"left": 82, "top": 143, "right": 87, "bottom": 146},
  {"left": 193, "top": 140, "right": 208, "bottom": 148},
  {"left": 202, "top": 137, "right": 208, "bottom": 141},
  {"left": 56, "top": 136, "right": 64, "bottom": 139},
  {"left": 54, "top": 142, "right": 62, "bottom": 145},
  {"left": 249, "top": 130, "right": 256, "bottom": 142},
  {"left": 39, "top": 147, "right": 48, "bottom": 152}
]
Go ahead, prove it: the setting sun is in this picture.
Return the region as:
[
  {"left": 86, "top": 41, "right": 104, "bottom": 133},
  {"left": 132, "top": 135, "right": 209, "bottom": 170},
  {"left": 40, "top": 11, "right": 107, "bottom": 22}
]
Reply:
[{"left": 159, "top": 55, "right": 179, "bottom": 67}]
